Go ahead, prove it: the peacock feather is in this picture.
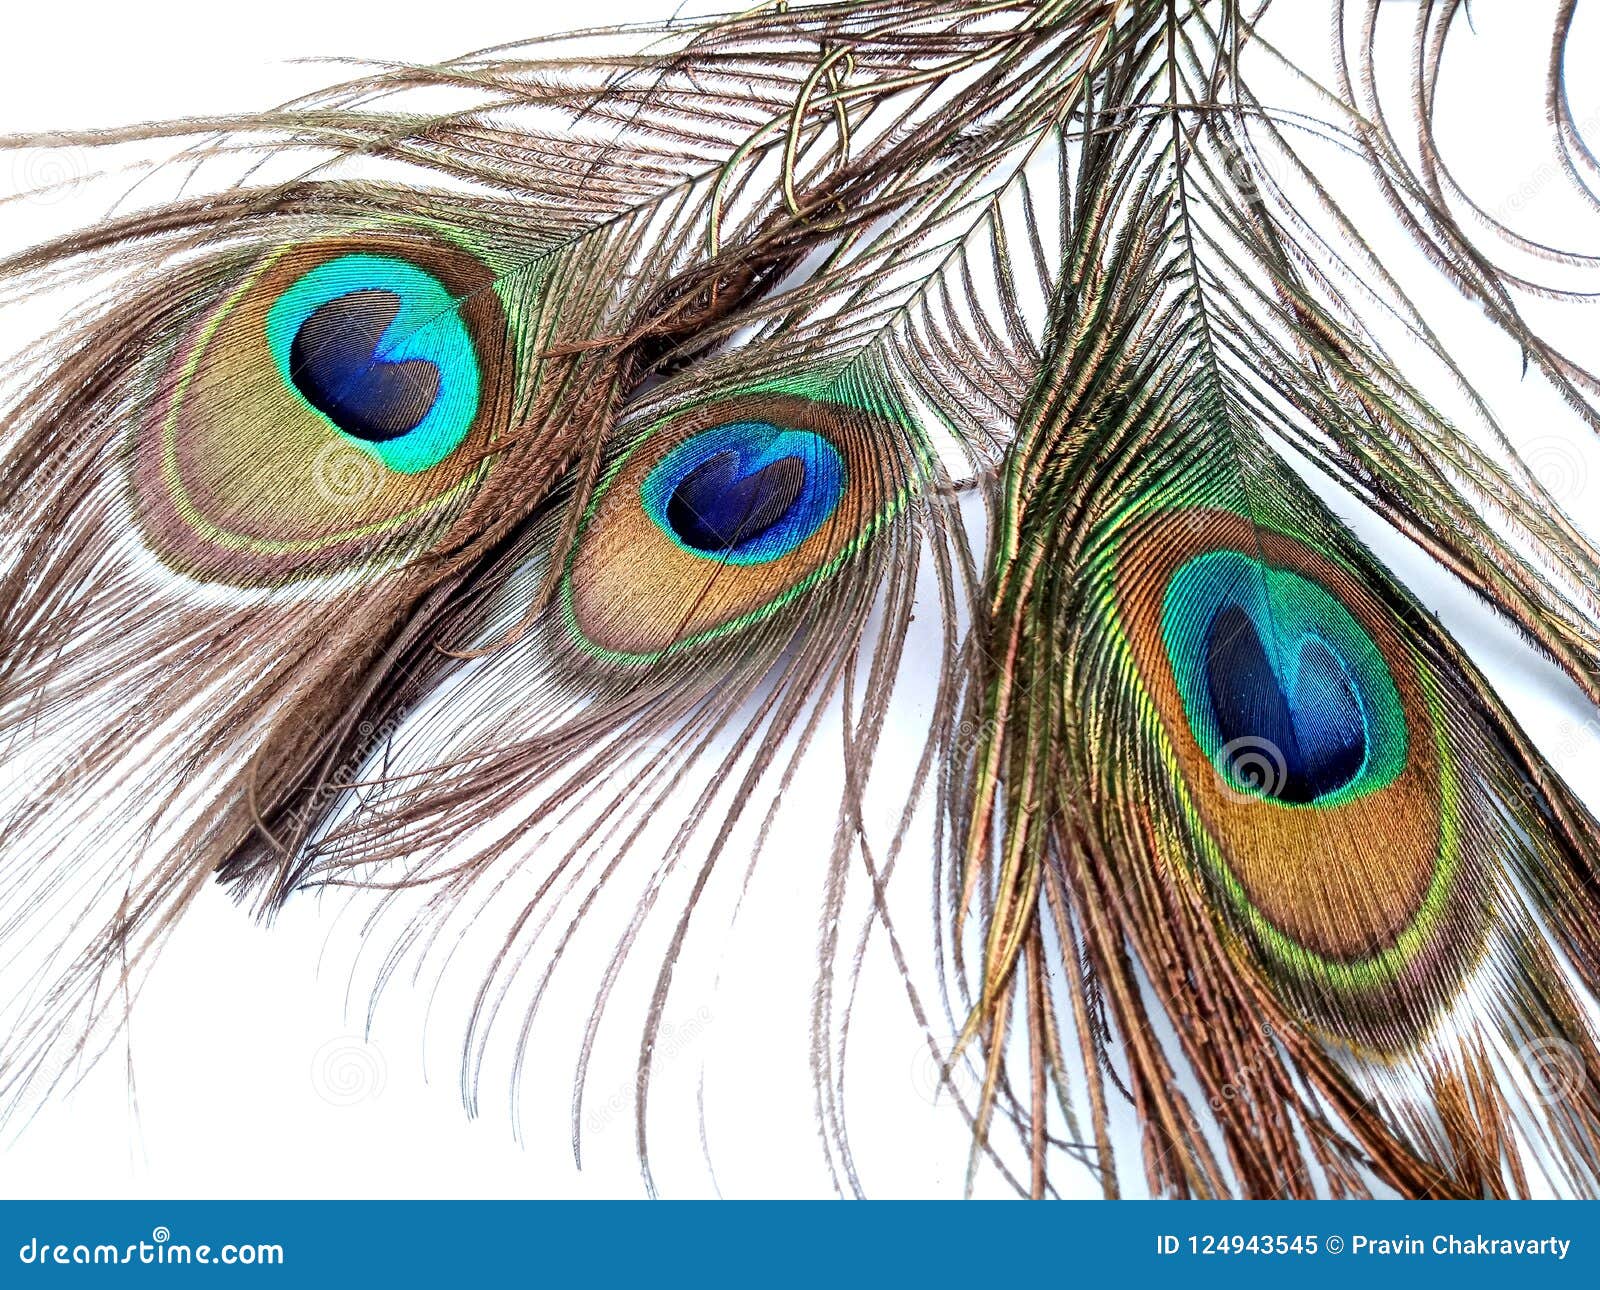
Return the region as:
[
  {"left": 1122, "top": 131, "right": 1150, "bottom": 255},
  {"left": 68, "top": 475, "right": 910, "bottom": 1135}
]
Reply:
[
  {"left": 4, "top": 0, "right": 1600, "bottom": 1199},
  {"left": 564, "top": 372, "right": 921, "bottom": 662},
  {"left": 139, "top": 232, "right": 518, "bottom": 582}
]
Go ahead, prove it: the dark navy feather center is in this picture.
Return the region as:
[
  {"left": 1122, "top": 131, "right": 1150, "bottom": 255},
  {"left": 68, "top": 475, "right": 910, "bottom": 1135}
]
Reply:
[
  {"left": 1204, "top": 605, "right": 1367, "bottom": 803},
  {"left": 288, "top": 290, "right": 442, "bottom": 442},
  {"left": 665, "top": 450, "right": 808, "bottom": 553}
]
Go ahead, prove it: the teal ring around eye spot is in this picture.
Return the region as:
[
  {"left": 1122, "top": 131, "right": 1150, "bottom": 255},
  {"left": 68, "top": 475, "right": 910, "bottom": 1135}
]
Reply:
[{"left": 264, "top": 253, "right": 481, "bottom": 474}]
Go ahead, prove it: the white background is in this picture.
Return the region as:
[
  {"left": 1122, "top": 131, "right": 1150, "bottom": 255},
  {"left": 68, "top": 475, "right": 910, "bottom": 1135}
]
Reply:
[
  {"left": 0, "top": 0, "right": 1015, "bottom": 1200},
  {"left": 1, "top": 1, "right": 1599, "bottom": 1200}
]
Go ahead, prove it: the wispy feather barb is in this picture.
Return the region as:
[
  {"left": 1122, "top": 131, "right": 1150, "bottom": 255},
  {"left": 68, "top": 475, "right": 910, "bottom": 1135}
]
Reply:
[{"left": 4, "top": 0, "right": 1600, "bottom": 1199}]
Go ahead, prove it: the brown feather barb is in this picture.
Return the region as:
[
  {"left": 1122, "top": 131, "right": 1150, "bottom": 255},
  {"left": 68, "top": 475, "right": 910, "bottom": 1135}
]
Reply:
[{"left": 3, "top": 1, "right": 1600, "bottom": 1199}]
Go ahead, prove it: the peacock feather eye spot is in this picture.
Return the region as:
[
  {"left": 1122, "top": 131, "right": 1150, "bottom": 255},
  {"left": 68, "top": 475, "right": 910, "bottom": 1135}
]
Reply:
[
  {"left": 664, "top": 450, "right": 807, "bottom": 553},
  {"left": 1161, "top": 548, "right": 1406, "bottom": 808},
  {"left": 640, "top": 421, "right": 845, "bottom": 565},
  {"left": 265, "top": 253, "right": 483, "bottom": 475},
  {"left": 135, "top": 235, "right": 512, "bottom": 585},
  {"left": 1203, "top": 605, "right": 1367, "bottom": 804},
  {"left": 565, "top": 391, "right": 908, "bottom": 662},
  {"left": 287, "top": 290, "right": 442, "bottom": 442},
  {"left": 1115, "top": 512, "right": 1487, "bottom": 1042}
]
